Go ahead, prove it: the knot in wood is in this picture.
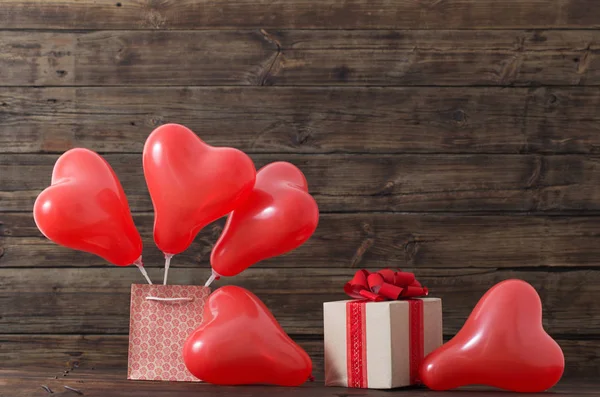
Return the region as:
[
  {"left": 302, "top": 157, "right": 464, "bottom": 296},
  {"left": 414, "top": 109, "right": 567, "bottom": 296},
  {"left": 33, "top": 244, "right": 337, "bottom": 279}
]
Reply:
[{"left": 452, "top": 109, "right": 467, "bottom": 124}]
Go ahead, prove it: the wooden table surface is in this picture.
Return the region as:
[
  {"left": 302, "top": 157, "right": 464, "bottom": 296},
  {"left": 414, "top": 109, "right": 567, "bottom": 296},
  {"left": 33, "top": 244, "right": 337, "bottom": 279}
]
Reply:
[{"left": 0, "top": 369, "right": 597, "bottom": 397}]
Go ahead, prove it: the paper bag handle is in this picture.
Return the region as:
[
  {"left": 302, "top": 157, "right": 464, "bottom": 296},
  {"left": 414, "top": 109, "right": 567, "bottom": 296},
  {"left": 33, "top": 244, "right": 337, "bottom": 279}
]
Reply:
[{"left": 145, "top": 296, "right": 194, "bottom": 302}]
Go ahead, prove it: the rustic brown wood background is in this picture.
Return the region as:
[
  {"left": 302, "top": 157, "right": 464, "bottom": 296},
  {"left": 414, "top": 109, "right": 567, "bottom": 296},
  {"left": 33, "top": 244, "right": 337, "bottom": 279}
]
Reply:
[{"left": 1, "top": 0, "right": 600, "bottom": 381}]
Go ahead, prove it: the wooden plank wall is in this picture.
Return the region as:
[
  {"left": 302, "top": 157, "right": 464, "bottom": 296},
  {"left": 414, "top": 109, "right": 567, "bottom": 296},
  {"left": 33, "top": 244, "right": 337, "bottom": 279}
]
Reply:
[{"left": 2, "top": 0, "right": 600, "bottom": 380}]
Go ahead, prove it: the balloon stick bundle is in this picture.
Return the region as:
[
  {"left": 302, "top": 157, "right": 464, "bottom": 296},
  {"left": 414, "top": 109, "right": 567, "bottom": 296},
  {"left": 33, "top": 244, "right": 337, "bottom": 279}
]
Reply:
[
  {"left": 143, "top": 124, "right": 319, "bottom": 286},
  {"left": 33, "top": 123, "right": 320, "bottom": 286},
  {"left": 35, "top": 124, "right": 320, "bottom": 387}
]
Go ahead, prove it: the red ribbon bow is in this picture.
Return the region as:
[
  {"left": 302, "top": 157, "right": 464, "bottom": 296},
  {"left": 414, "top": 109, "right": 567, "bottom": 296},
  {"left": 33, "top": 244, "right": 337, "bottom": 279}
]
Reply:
[{"left": 344, "top": 269, "right": 428, "bottom": 302}]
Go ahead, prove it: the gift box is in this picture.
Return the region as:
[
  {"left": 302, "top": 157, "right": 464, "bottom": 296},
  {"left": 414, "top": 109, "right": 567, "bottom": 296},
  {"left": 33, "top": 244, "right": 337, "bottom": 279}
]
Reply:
[
  {"left": 128, "top": 284, "right": 210, "bottom": 381},
  {"left": 324, "top": 270, "right": 442, "bottom": 389}
]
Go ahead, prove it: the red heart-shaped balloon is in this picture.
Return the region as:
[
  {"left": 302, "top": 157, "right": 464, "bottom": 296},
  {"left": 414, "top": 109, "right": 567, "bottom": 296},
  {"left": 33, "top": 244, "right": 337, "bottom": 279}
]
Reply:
[
  {"left": 143, "top": 124, "right": 256, "bottom": 255},
  {"left": 33, "top": 148, "right": 142, "bottom": 266},
  {"left": 183, "top": 285, "right": 312, "bottom": 386},
  {"left": 210, "top": 162, "right": 319, "bottom": 277},
  {"left": 420, "top": 279, "right": 564, "bottom": 392}
]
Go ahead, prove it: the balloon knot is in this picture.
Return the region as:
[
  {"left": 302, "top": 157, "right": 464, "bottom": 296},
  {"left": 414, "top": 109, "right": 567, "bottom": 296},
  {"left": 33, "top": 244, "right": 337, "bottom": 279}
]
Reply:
[{"left": 308, "top": 375, "right": 315, "bottom": 382}]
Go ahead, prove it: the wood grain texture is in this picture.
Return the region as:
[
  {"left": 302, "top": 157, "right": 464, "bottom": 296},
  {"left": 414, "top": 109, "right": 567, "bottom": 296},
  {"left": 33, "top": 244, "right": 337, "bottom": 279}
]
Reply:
[
  {"left": 1, "top": 0, "right": 599, "bottom": 383},
  {"left": 0, "top": 335, "right": 322, "bottom": 377},
  {"left": 0, "top": 335, "right": 597, "bottom": 379},
  {"left": 1, "top": 0, "right": 599, "bottom": 29},
  {"left": 1, "top": 373, "right": 596, "bottom": 397},
  {"left": 0, "top": 335, "right": 131, "bottom": 371},
  {"left": 0, "top": 32, "right": 75, "bottom": 86},
  {"left": 1, "top": 30, "right": 600, "bottom": 86},
  {"left": 4, "top": 213, "right": 600, "bottom": 269},
  {"left": 3, "top": 86, "right": 600, "bottom": 155},
  {"left": 266, "top": 30, "right": 600, "bottom": 86},
  {"left": 5, "top": 153, "right": 600, "bottom": 213},
  {"left": 1, "top": 267, "right": 599, "bottom": 335}
]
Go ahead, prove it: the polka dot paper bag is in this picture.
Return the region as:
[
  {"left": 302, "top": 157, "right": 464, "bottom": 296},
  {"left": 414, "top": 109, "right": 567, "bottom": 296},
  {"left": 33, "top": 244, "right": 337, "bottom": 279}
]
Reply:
[{"left": 128, "top": 284, "right": 210, "bottom": 381}]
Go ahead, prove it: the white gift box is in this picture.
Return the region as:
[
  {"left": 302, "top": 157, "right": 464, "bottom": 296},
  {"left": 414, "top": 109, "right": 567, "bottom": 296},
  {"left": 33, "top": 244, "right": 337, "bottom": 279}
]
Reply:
[{"left": 324, "top": 298, "right": 442, "bottom": 389}]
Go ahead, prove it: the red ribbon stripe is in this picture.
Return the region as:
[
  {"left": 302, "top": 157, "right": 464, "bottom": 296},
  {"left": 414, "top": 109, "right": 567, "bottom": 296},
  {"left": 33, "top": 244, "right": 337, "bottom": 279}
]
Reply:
[
  {"left": 409, "top": 299, "right": 424, "bottom": 385},
  {"left": 346, "top": 301, "right": 368, "bottom": 388}
]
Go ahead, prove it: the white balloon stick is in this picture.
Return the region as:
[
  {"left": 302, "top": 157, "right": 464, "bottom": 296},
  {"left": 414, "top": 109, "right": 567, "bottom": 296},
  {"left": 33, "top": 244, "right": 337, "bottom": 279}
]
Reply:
[
  {"left": 163, "top": 254, "right": 174, "bottom": 285},
  {"left": 133, "top": 256, "right": 153, "bottom": 285}
]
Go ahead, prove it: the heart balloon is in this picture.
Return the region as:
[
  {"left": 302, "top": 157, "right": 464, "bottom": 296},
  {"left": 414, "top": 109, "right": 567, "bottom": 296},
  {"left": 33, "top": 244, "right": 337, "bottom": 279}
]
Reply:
[
  {"left": 143, "top": 124, "right": 256, "bottom": 255},
  {"left": 33, "top": 148, "right": 142, "bottom": 266},
  {"left": 419, "top": 279, "right": 564, "bottom": 392},
  {"left": 210, "top": 162, "right": 319, "bottom": 278},
  {"left": 183, "top": 285, "right": 312, "bottom": 386}
]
